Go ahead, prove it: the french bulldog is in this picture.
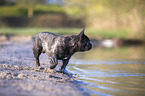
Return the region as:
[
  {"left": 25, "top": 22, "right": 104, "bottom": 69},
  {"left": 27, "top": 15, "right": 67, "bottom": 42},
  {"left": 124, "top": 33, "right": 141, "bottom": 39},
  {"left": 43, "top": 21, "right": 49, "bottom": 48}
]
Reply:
[{"left": 33, "top": 28, "right": 92, "bottom": 72}]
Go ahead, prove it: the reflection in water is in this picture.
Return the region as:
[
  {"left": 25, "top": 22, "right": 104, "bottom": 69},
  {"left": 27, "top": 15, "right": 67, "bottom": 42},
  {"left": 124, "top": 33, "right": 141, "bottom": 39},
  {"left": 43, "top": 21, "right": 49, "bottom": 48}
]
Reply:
[{"left": 68, "top": 46, "right": 145, "bottom": 96}]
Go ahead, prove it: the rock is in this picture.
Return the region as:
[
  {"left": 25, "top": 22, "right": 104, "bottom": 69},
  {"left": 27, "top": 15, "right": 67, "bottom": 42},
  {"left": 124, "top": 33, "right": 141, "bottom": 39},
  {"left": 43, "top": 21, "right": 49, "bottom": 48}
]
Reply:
[
  {"left": 17, "top": 74, "right": 28, "bottom": 79},
  {"left": 38, "top": 67, "right": 45, "bottom": 70}
]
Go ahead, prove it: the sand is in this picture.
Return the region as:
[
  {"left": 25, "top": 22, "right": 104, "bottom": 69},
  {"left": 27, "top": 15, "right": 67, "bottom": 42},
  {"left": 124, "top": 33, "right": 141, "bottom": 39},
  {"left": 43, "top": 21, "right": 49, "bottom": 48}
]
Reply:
[{"left": 0, "top": 41, "right": 89, "bottom": 96}]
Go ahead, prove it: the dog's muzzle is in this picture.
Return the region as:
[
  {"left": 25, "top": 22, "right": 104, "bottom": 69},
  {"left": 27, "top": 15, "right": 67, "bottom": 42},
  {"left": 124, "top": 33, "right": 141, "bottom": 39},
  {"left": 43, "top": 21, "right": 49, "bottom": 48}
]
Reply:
[{"left": 87, "top": 42, "right": 92, "bottom": 50}]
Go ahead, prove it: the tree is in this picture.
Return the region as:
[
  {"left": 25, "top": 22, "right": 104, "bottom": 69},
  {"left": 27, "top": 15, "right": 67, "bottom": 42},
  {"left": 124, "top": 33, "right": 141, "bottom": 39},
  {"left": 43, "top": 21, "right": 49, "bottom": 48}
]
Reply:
[
  {"left": 16, "top": 0, "right": 45, "bottom": 17},
  {"left": 63, "top": 0, "right": 145, "bottom": 39}
]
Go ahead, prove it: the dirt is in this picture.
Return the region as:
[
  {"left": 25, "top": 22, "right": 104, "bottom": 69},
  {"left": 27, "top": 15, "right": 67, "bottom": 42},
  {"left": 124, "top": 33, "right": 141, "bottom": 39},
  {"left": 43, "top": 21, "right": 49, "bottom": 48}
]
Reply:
[{"left": 0, "top": 41, "right": 89, "bottom": 96}]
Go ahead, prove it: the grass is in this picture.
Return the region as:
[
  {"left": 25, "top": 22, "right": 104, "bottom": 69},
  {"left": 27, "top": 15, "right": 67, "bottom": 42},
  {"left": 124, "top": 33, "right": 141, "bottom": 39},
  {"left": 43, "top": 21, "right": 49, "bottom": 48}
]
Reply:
[
  {"left": 86, "top": 28, "right": 130, "bottom": 39},
  {"left": 0, "top": 27, "right": 131, "bottom": 39},
  {"left": 0, "top": 27, "right": 79, "bottom": 36}
]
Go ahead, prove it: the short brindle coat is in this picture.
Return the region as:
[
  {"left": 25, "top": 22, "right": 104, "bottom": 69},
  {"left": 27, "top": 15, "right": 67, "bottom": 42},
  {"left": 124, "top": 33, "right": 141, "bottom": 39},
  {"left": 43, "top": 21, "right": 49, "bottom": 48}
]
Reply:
[{"left": 33, "top": 28, "right": 92, "bottom": 72}]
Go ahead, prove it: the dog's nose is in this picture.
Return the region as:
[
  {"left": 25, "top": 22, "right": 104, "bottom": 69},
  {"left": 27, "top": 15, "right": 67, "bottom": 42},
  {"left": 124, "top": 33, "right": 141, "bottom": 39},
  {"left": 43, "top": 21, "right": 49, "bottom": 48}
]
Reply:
[
  {"left": 88, "top": 43, "right": 92, "bottom": 50},
  {"left": 90, "top": 43, "right": 92, "bottom": 49}
]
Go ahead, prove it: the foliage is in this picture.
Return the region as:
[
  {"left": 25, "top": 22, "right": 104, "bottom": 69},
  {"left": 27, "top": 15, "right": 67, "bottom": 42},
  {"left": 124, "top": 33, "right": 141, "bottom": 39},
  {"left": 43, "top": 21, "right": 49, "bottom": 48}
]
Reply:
[
  {"left": 33, "top": 4, "right": 64, "bottom": 14},
  {"left": 0, "top": 4, "right": 64, "bottom": 16},
  {"left": 0, "top": 6, "right": 27, "bottom": 16},
  {"left": 0, "top": 0, "right": 145, "bottom": 39},
  {"left": 63, "top": 0, "right": 145, "bottom": 39}
]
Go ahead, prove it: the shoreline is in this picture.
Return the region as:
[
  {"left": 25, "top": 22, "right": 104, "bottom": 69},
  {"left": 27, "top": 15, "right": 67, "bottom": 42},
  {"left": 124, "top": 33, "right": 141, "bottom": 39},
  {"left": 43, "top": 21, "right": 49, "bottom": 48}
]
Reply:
[{"left": 0, "top": 41, "right": 89, "bottom": 96}]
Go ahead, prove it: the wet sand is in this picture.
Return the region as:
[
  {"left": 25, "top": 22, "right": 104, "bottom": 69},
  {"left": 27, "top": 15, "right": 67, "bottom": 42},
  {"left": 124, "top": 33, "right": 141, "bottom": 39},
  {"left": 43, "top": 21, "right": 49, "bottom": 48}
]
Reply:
[{"left": 0, "top": 41, "right": 89, "bottom": 96}]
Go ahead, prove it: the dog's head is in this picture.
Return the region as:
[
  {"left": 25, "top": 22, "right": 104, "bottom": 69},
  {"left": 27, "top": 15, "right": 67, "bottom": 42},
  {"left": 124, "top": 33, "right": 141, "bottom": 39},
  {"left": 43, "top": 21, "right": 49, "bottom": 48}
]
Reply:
[{"left": 69, "top": 28, "right": 92, "bottom": 52}]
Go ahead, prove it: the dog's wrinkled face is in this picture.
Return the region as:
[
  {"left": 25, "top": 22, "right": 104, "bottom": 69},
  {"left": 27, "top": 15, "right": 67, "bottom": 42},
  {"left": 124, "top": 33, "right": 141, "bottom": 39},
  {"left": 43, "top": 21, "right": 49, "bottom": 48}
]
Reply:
[
  {"left": 72, "top": 28, "right": 92, "bottom": 52},
  {"left": 79, "top": 34, "right": 92, "bottom": 51}
]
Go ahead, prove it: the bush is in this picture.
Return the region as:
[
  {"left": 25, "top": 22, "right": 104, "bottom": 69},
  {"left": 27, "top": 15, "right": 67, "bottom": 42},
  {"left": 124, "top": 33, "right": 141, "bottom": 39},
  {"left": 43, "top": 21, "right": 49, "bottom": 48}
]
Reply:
[{"left": 0, "top": 4, "right": 64, "bottom": 16}]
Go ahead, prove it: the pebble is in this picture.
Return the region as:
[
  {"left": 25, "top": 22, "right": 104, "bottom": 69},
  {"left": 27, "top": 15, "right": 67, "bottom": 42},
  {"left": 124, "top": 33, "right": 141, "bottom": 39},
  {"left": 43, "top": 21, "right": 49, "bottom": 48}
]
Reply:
[{"left": 17, "top": 74, "right": 28, "bottom": 79}]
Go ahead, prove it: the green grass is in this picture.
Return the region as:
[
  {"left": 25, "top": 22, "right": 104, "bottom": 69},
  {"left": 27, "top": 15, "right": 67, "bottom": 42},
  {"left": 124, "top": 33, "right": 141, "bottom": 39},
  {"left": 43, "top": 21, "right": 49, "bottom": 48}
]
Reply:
[
  {"left": 0, "top": 27, "right": 130, "bottom": 39},
  {"left": 0, "top": 27, "right": 80, "bottom": 36},
  {"left": 86, "top": 28, "right": 130, "bottom": 39}
]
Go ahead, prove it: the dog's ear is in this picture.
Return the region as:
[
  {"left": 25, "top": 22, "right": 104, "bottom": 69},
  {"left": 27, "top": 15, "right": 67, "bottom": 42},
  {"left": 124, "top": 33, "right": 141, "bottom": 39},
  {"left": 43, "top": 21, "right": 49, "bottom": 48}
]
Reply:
[
  {"left": 69, "top": 28, "right": 85, "bottom": 47},
  {"left": 76, "top": 27, "right": 85, "bottom": 41},
  {"left": 78, "top": 27, "right": 85, "bottom": 37}
]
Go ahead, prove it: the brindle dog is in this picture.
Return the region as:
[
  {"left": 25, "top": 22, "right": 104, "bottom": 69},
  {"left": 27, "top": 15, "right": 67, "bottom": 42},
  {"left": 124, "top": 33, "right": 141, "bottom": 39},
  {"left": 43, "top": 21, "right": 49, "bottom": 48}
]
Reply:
[{"left": 33, "top": 28, "right": 92, "bottom": 72}]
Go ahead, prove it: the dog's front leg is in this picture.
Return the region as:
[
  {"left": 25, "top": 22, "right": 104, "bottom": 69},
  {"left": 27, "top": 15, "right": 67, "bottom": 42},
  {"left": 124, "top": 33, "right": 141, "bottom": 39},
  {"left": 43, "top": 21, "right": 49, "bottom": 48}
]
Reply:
[
  {"left": 61, "top": 59, "right": 69, "bottom": 72},
  {"left": 48, "top": 55, "right": 58, "bottom": 69}
]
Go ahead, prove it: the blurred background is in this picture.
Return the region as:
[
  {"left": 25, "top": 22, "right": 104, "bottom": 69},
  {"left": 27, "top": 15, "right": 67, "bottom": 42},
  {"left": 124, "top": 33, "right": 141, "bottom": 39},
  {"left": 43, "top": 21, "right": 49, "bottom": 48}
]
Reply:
[
  {"left": 0, "top": 0, "right": 145, "bottom": 43},
  {"left": 0, "top": 1, "right": 145, "bottom": 96}
]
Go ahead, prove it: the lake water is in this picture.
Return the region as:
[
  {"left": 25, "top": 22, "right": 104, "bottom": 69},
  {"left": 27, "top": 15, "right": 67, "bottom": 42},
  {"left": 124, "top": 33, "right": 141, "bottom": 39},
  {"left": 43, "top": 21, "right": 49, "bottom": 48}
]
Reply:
[{"left": 68, "top": 46, "right": 145, "bottom": 96}]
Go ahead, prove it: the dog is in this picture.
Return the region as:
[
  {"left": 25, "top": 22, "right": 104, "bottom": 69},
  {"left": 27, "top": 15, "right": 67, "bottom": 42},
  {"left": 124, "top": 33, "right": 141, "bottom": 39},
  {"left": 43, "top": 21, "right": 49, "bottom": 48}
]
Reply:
[{"left": 33, "top": 28, "right": 92, "bottom": 72}]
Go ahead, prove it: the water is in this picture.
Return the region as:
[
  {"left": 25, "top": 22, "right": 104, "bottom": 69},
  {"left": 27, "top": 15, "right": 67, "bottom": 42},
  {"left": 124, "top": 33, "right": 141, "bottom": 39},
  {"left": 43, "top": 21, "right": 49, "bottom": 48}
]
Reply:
[
  {"left": 1, "top": 41, "right": 144, "bottom": 96},
  {"left": 68, "top": 46, "right": 145, "bottom": 96}
]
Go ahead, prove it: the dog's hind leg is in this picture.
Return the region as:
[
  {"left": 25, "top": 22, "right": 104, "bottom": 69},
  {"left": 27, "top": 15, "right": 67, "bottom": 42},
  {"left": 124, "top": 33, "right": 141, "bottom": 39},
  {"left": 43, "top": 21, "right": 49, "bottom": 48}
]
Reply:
[
  {"left": 33, "top": 37, "right": 42, "bottom": 67},
  {"left": 33, "top": 47, "right": 41, "bottom": 67}
]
